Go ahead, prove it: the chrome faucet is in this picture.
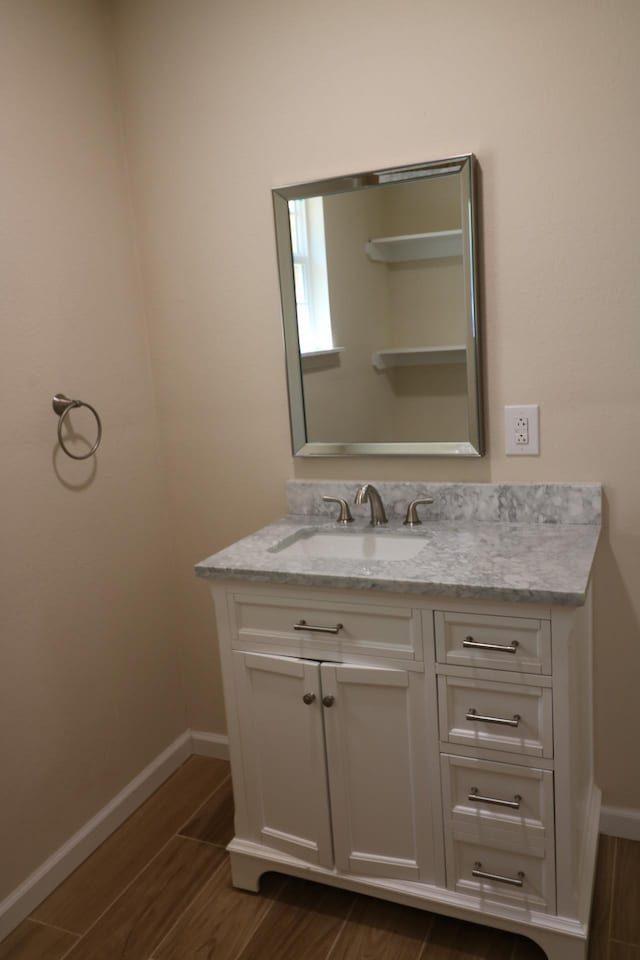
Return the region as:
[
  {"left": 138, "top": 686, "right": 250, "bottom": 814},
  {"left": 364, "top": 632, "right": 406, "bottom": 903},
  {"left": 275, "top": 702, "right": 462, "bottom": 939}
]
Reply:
[{"left": 354, "top": 483, "right": 388, "bottom": 526}]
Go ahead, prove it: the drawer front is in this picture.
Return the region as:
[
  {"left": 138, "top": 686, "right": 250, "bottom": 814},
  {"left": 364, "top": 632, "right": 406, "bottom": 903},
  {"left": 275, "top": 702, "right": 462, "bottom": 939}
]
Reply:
[
  {"left": 441, "top": 754, "right": 554, "bottom": 845},
  {"left": 438, "top": 676, "right": 553, "bottom": 758},
  {"left": 445, "top": 838, "right": 556, "bottom": 913},
  {"left": 230, "top": 592, "right": 419, "bottom": 660},
  {"left": 435, "top": 611, "right": 551, "bottom": 674}
]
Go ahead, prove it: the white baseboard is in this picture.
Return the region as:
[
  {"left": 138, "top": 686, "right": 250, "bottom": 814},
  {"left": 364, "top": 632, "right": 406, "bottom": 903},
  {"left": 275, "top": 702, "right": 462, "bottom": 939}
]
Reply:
[
  {"left": 0, "top": 728, "right": 228, "bottom": 942},
  {"left": 191, "top": 729, "right": 230, "bottom": 760},
  {"left": 3, "top": 731, "right": 630, "bottom": 946},
  {"left": 600, "top": 804, "right": 640, "bottom": 841}
]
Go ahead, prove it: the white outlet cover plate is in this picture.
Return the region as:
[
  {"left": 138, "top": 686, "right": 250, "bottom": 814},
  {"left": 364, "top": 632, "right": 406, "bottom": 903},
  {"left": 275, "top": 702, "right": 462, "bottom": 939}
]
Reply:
[{"left": 505, "top": 404, "right": 540, "bottom": 455}]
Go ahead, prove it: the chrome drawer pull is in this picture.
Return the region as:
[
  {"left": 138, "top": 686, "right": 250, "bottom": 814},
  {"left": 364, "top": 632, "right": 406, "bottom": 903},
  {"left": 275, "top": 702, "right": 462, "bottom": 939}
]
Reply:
[
  {"left": 468, "top": 787, "right": 522, "bottom": 809},
  {"left": 466, "top": 708, "right": 521, "bottom": 728},
  {"left": 294, "top": 619, "right": 344, "bottom": 635},
  {"left": 472, "top": 862, "right": 525, "bottom": 887},
  {"left": 463, "top": 635, "right": 519, "bottom": 654}
]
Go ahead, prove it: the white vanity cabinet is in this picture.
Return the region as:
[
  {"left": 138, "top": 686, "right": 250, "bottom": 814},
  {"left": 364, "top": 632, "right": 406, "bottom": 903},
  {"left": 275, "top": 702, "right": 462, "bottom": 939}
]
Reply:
[
  {"left": 209, "top": 579, "right": 599, "bottom": 960},
  {"left": 232, "top": 651, "right": 434, "bottom": 881},
  {"left": 220, "top": 587, "right": 440, "bottom": 885},
  {"left": 435, "top": 610, "right": 558, "bottom": 916}
]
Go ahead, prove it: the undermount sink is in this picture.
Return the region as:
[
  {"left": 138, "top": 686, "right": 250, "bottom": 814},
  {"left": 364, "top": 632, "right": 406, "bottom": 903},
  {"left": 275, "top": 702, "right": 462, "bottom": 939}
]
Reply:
[{"left": 271, "top": 530, "right": 428, "bottom": 561}]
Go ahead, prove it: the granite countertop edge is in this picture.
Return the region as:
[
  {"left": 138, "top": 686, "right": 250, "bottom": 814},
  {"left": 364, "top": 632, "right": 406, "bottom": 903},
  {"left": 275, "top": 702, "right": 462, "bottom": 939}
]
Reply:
[
  {"left": 195, "top": 515, "right": 601, "bottom": 607},
  {"left": 195, "top": 564, "right": 586, "bottom": 606}
]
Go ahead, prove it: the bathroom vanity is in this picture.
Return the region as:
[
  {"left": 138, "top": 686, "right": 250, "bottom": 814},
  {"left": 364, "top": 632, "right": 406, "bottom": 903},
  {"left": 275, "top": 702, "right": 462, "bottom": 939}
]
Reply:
[{"left": 196, "top": 481, "right": 601, "bottom": 960}]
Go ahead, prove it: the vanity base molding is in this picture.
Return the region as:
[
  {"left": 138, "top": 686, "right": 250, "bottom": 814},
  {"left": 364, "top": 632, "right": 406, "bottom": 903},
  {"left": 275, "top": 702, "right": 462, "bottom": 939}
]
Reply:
[{"left": 227, "top": 833, "right": 597, "bottom": 960}]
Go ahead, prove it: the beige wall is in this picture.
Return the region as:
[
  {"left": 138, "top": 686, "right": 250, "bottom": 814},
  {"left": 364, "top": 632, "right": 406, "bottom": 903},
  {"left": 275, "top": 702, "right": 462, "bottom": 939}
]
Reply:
[
  {"left": 5, "top": 0, "right": 640, "bottom": 909},
  {"left": 113, "top": 0, "right": 640, "bottom": 811},
  {"left": 0, "top": 0, "right": 186, "bottom": 900}
]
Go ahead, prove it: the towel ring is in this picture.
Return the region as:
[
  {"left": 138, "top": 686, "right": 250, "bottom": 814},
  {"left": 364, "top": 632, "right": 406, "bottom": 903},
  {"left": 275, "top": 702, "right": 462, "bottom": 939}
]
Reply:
[{"left": 52, "top": 393, "right": 102, "bottom": 460}]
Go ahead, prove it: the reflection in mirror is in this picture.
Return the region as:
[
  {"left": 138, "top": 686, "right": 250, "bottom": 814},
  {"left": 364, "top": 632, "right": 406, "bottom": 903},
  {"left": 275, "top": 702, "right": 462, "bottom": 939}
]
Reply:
[{"left": 273, "top": 155, "right": 482, "bottom": 456}]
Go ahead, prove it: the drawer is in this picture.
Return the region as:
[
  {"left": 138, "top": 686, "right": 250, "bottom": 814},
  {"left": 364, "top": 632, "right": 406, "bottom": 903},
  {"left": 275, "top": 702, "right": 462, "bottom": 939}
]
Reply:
[
  {"left": 445, "top": 837, "right": 556, "bottom": 913},
  {"left": 441, "top": 754, "right": 554, "bottom": 845},
  {"left": 435, "top": 611, "right": 551, "bottom": 675},
  {"left": 437, "top": 676, "right": 553, "bottom": 758},
  {"left": 229, "top": 592, "right": 419, "bottom": 660}
]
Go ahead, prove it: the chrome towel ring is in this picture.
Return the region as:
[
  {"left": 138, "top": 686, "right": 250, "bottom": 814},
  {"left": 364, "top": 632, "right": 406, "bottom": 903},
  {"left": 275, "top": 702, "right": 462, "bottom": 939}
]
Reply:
[{"left": 52, "top": 393, "right": 102, "bottom": 460}]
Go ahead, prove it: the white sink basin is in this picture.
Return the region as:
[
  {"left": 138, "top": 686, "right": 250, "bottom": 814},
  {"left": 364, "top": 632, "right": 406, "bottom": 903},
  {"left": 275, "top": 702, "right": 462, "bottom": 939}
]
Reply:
[{"left": 272, "top": 530, "right": 428, "bottom": 561}]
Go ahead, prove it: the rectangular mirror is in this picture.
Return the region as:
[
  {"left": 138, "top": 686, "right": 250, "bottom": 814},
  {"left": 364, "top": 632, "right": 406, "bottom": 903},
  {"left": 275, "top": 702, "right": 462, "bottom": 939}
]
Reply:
[{"left": 273, "top": 154, "right": 483, "bottom": 456}]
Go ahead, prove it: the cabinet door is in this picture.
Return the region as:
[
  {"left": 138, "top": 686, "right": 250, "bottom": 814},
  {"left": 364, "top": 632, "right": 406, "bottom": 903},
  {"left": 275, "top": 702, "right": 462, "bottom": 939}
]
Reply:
[
  {"left": 321, "top": 663, "right": 433, "bottom": 882},
  {"left": 232, "top": 651, "right": 333, "bottom": 867}
]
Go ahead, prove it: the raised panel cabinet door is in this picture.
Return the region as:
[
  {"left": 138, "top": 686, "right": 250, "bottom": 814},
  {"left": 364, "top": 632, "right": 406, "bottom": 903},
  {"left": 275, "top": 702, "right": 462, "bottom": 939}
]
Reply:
[
  {"left": 232, "top": 651, "right": 333, "bottom": 867},
  {"left": 320, "top": 663, "right": 434, "bottom": 882}
]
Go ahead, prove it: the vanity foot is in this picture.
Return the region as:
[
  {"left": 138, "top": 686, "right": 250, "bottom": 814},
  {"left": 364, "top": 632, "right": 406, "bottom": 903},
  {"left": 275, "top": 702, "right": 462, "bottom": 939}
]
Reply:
[
  {"left": 229, "top": 849, "right": 264, "bottom": 892},
  {"left": 522, "top": 929, "right": 587, "bottom": 960}
]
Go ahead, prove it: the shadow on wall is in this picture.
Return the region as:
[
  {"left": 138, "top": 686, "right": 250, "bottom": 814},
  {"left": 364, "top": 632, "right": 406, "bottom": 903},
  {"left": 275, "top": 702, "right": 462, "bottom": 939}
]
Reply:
[{"left": 592, "top": 491, "right": 640, "bottom": 806}]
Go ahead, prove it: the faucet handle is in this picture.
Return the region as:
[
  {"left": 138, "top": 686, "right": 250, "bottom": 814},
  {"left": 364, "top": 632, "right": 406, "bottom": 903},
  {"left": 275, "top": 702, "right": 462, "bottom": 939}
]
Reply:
[
  {"left": 403, "top": 497, "right": 434, "bottom": 526},
  {"left": 322, "top": 496, "right": 354, "bottom": 525}
]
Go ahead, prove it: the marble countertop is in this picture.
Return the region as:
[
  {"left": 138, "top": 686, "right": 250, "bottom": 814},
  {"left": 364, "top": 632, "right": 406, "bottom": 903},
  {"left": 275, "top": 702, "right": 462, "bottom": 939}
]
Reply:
[{"left": 195, "top": 513, "right": 600, "bottom": 606}]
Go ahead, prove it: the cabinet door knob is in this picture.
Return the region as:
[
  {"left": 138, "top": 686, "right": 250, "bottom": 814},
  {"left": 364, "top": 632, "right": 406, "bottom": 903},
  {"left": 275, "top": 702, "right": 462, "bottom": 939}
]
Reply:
[
  {"left": 302, "top": 692, "right": 316, "bottom": 705},
  {"left": 322, "top": 695, "right": 335, "bottom": 708}
]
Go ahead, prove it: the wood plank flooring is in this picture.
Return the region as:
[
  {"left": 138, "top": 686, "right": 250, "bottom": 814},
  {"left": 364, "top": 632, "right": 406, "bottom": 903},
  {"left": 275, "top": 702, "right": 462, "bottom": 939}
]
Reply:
[{"left": 1, "top": 756, "right": 637, "bottom": 960}]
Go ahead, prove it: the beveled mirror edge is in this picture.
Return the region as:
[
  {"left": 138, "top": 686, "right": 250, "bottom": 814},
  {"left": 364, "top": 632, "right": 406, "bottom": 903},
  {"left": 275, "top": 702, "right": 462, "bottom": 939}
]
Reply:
[
  {"left": 273, "top": 155, "right": 470, "bottom": 201},
  {"left": 273, "top": 193, "right": 307, "bottom": 449},
  {"left": 461, "top": 155, "right": 484, "bottom": 456},
  {"left": 273, "top": 154, "right": 484, "bottom": 458},
  {"left": 289, "top": 441, "right": 483, "bottom": 457}
]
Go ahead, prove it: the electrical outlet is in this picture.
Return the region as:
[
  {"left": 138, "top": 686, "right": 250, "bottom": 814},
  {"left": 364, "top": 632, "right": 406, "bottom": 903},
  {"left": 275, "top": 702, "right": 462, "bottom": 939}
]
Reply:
[
  {"left": 505, "top": 405, "right": 539, "bottom": 455},
  {"left": 515, "top": 416, "right": 529, "bottom": 445}
]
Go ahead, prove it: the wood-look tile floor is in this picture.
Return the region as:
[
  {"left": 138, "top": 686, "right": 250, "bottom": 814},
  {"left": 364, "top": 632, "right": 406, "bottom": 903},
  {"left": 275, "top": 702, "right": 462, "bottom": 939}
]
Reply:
[{"left": 1, "top": 756, "right": 637, "bottom": 960}]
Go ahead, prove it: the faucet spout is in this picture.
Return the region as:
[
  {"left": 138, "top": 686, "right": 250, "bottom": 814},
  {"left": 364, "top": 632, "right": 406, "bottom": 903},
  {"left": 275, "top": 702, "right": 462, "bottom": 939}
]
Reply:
[{"left": 354, "top": 483, "right": 388, "bottom": 526}]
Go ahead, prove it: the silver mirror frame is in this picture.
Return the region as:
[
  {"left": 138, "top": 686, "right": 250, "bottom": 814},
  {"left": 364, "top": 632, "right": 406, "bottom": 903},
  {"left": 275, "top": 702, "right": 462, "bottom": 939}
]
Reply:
[{"left": 273, "top": 154, "right": 483, "bottom": 457}]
